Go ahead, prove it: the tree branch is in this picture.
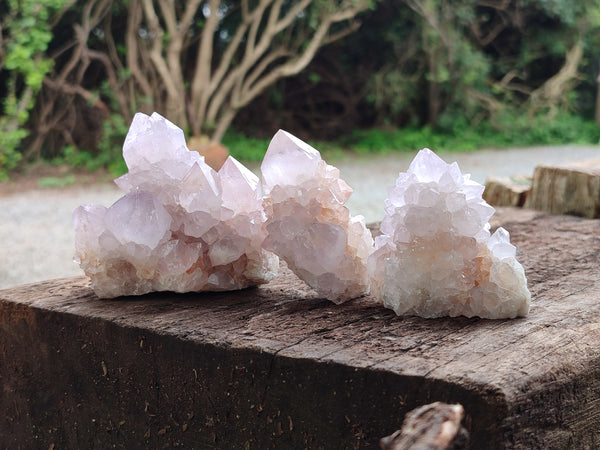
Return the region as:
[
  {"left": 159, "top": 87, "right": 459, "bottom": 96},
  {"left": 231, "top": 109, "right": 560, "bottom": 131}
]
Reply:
[
  {"left": 190, "top": 0, "right": 222, "bottom": 133},
  {"left": 43, "top": 77, "right": 110, "bottom": 116},
  {"left": 197, "top": 0, "right": 368, "bottom": 140},
  {"left": 141, "top": 0, "right": 180, "bottom": 100},
  {"left": 204, "top": 0, "right": 272, "bottom": 126},
  {"left": 528, "top": 41, "right": 583, "bottom": 117},
  {"left": 242, "top": 3, "right": 368, "bottom": 104},
  {"left": 126, "top": 0, "right": 153, "bottom": 100},
  {"left": 86, "top": 47, "right": 131, "bottom": 120},
  {"left": 242, "top": 48, "right": 290, "bottom": 95}
]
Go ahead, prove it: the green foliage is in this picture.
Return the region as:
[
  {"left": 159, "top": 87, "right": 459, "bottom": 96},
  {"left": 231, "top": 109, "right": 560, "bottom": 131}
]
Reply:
[
  {"left": 349, "top": 127, "right": 446, "bottom": 154},
  {"left": 347, "top": 113, "right": 600, "bottom": 154},
  {"left": 222, "top": 129, "right": 346, "bottom": 166},
  {"left": 96, "top": 114, "right": 129, "bottom": 176},
  {"left": 522, "top": 0, "right": 588, "bottom": 25},
  {"left": 0, "top": 0, "right": 67, "bottom": 178},
  {"left": 0, "top": 124, "right": 25, "bottom": 180},
  {"left": 222, "top": 130, "right": 345, "bottom": 163},
  {"left": 359, "top": 0, "right": 600, "bottom": 131},
  {"left": 222, "top": 130, "right": 270, "bottom": 161},
  {"left": 37, "top": 174, "right": 76, "bottom": 188},
  {"left": 52, "top": 115, "right": 128, "bottom": 176},
  {"left": 2, "top": 0, "right": 600, "bottom": 179}
]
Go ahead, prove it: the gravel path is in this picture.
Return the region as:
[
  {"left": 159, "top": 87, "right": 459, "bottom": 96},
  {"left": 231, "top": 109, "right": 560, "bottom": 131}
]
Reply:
[{"left": 1, "top": 144, "right": 599, "bottom": 289}]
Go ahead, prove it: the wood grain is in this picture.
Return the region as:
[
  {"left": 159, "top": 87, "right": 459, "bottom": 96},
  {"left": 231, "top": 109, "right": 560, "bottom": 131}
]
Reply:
[
  {"left": 484, "top": 176, "right": 531, "bottom": 208},
  {"left": 526, "top": 159, "right": 600, "bottom": 218},
  {"left": 1, "top": 208, "right": 600, "bottom": 448}
]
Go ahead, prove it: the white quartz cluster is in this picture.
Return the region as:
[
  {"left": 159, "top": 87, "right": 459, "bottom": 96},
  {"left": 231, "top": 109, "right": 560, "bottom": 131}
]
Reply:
[
  {"left": 261, "top": 130, "right": 373, "bottom": 303},
  {"left": 73, "top": 112, "right": 278, "bottom": 298},
  {"left": 369, "top": 149, "right": 531, "bottom": 319},
  {"left": 73, "top": 113, "right": 531, "bottom": 320}
]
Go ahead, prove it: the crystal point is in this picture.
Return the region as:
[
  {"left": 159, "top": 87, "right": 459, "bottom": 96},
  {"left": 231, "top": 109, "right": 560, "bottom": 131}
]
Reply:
[
  {"left": 369, "top": 148, "right": 531, "bottom": 319},
  {"left": 261, "top": 130, "right": 373, "bottom": 303}
]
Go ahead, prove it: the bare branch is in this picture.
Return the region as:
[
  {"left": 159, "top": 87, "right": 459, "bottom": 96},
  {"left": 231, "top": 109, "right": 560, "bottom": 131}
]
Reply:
[
  {"left": 212, "top": 106, "right": 237, "bottom": 142},
  {"left": 404, "top": 0, "right": 452, "bottom": 49},
  {"left": 272, "top": 0, "right": 310, "bottom": 35},
  {"left": 156, "top": 0, "right": 178, "bottom": 37},
  {"left": 180, "top": 0, "right": 203, "bottom": 37},
  {"left": 528, "top": 41, "right": 583, "bottom": 117},
  {"left": 141, "top": 0, "right": 179, "bottom": 100},
  {"left": 123, "top": 0, "right": 370, "bottom": 139},
  {"left": 104, "top": 18, "right": 124, "bottom": 75},
  {"left": 204, "top": 0, "right": 369, "bottom": 139},
  {"left": 242, "top": 3, "right": 369, "bottom": 104},
  {"left": 190, "top": 0, "right": 222, "bottom": 132},
  {"left": 470, "top": 13, "right": 509, "bottom": 47},
  {"left": 324, "top": 19, "right": 361, "bottom": 45},
  {"left": 478, "top": 0, "right": 512, "bottom": 11},
  {"left": 86, "top": 47, "right": 131, "bottom": 119},
  {"left": 126, "top": 0, "right": 153, "bottom": 99},
  {"left": 245, "top": 0, "right": 273, "bottom": 60},
  {"left": 205, "top": 0, "right": 309, "bottom": 123},
  {"left": 242, "top": 48, "right": 290, "bottom": 95},
  {"left": 43, "top": 77, "right": 110, "bottom": 116},
  {"left": 203, "top": 1, "right": 271, "bottom": 126}
]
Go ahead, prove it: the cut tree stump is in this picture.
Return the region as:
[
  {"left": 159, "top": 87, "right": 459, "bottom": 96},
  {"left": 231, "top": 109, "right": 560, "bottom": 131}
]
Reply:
[
  {"left": 483, "top": 175, "right": 531, "bottom": 207},
  {"left": 525, "top": 158, "right": 600, "bottom": 218},
  {"left": 1, "top": 208, "right": 600, "bottom": 448}
]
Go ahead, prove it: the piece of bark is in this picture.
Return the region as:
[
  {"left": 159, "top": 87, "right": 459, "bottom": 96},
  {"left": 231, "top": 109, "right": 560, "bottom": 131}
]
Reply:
[
  {"left": 1, "top": 209, "right": 600, "bottom": 448},
  {"left": 525, "top": 158, "right": 600, "bottom": 218},
  {"left": 483, "top": 175, "right": 531, "bottom": 207},
  {"left": 380, "top": 402, "right": 468, "bottom": 450}
]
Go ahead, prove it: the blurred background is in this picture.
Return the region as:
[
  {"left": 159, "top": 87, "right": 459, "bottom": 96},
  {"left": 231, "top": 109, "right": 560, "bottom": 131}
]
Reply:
[{"left": 1, "top": 0, "right": 600, "bottom": 288}]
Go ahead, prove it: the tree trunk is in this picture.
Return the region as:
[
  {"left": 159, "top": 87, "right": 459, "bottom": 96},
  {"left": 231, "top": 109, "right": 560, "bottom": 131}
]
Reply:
[
  {"left": 483, "top": 176, "right": 532, "bottom": 208},
  {"left": 525, "top": 159, "right": 600, "bottom": 218},
  {"left": 527, "top": 41, "right": 583, "bottom": 118}
]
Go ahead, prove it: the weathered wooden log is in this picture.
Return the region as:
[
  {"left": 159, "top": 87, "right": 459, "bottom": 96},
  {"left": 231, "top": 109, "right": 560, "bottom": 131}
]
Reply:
[
  {"left": 380, "top": 402, "right": 468, "bottom": 450},
  {"left": 483, "top": 175, "right": 531, "bottom": 207},
  {"left": 1, "top": 208, "right": 600, "bottom": 448},
  {"left": 525, "top": 158, "right": 600, "bottom": 218}
]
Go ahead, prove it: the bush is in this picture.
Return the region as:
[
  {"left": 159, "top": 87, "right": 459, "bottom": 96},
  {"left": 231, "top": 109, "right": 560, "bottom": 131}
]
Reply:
[
  {"left": 345, "top": 113, "right": 600, "bottom": 154},
  {"left": 222, "top": 131, "right": 271, "bottom": 161},
  {"left": 0, "top": 0, "right": 67, "bottom": 179}
]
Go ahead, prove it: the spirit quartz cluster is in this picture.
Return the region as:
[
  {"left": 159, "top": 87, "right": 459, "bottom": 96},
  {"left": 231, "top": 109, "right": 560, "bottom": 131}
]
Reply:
[
  {"left": 368, "top": 149, "right": 531, "bottom": 319},
  {"left": 74, "top": 113, "right": 531, "bottom": 319},
  {"left": 73, "top": 112, "right": 278, "bottom": 298},
  {"left": 261, "top": 130, "right": 373, "bottom": 303}
]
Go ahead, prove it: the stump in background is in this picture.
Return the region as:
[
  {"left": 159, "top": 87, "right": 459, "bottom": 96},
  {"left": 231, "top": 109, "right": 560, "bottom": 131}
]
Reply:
[
  {"left": 483, "top": 175, "right": 531, "bottom": 207},
  {"left": 525, "top": 158, "right": 600, "bottom": 218}
]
